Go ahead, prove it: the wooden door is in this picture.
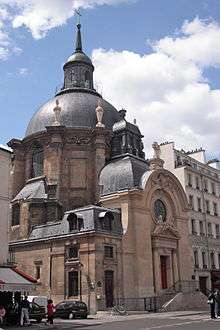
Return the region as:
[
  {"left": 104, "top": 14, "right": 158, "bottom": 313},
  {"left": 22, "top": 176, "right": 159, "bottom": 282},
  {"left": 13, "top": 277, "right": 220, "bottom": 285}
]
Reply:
[
  {"left": 160, "top": 256, "right": 168, "bottom": 289},
  {"left": 105, "top": 270, "right": 114, "bottom": 307},
  {"left": 199, "top": 276, "right": 207, "bottom": 294}
]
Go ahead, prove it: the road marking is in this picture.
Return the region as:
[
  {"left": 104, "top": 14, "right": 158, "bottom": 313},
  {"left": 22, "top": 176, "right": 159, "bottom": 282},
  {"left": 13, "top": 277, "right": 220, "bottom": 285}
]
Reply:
[{"left": 140, "top": 318, "right": 214, "bottom": 329}]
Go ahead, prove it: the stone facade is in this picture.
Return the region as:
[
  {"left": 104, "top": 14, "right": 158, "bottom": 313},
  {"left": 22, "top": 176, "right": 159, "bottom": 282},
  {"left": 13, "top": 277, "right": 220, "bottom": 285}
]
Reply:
[
  {"left": 101, "top": 168, "right": 193, "bottom": 299},
  {"left": 160, "top": 141, "right": 220, "bottom": 292},
  {"left": 0, "top": 145, "right": 12, "bottom": 265},
  {"left": 8, "top": 24, "right": 195, "bottom": 313}
]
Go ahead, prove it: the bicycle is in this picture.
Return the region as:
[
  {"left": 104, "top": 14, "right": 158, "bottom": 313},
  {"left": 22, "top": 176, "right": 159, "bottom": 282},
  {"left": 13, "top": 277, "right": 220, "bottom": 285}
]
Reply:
[{"left": 111, "top": 304, "right": 128, "bottom": 316}]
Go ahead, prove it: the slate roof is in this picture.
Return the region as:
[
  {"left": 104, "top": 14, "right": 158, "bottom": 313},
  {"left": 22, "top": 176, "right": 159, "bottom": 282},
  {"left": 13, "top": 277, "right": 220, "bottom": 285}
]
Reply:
[
  {"left": 26, "top": 91, "right": 120, "bottom": 137},
  {"left": 99, "top": 155, "right": 148, "bottom": 196},
  {"left": 65, "top": 52, "right": 93, "bottom": 66},
  {"left": 29, "top": 205, "right": 122, "bottom": 241},
  {"left": 12, "top": 179, "right": 47, "bottom": 202},
  {"left": 113, "top": 119, "right": 141, "bottom": 135}
]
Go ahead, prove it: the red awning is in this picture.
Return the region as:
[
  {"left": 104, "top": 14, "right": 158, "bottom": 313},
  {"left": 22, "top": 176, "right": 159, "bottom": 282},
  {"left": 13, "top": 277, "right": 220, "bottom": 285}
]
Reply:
[
  {"left": 13, "top": 267, "right": 37, "bottom": 283},
  {"left": 0, "top": 266, "right": 37, "bottom": 292}
]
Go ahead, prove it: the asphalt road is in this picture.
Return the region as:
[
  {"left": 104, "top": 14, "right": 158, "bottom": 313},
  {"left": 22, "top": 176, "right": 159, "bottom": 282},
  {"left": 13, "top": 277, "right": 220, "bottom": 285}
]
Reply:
[{"left": 3, "top": 313, "right": 220, "bottom": 330}]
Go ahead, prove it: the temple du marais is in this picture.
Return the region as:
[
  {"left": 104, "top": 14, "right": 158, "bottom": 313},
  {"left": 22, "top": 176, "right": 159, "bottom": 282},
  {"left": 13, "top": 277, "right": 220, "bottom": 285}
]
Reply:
[{"left": 6, "top": 22, "right": 220, "bottom": 314}]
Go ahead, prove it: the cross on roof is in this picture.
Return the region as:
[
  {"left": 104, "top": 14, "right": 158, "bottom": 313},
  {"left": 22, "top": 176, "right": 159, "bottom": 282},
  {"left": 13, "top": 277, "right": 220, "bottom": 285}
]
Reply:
[{"left": 75, "top": 9, "right": 82, "bottom": 24}]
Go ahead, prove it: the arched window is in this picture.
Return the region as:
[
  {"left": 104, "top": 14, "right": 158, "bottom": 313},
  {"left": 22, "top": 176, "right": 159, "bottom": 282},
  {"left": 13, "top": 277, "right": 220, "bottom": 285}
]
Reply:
[
  {"left": 84, "top": 71, "right": 91, "bottom": 88},
  {"left": 31, "top": 145, "right": 44, "bottom": 178},
  {"left": 12, "top": 204, "right": 20, "bottom": 226}
]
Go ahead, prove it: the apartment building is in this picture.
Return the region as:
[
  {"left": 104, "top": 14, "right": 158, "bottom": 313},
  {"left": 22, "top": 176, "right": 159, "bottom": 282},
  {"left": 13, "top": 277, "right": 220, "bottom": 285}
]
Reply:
[
  {"left": 160, "top": 141, "right": 220, "bottom": 292},
  {"left": 0, "top": 145, "right": 11, "bottom": 265}
]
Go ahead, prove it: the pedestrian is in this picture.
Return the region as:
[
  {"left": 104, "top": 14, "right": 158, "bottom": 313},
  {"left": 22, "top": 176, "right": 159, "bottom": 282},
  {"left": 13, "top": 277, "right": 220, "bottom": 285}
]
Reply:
[
  {"left": 214, "top": 289, "right": 220, "bottom": 317},
  {"left": 208, "top": 290, "right": 216, "bottom": 319},
  {"left": 20, "top": 296, "right": 30, "bottom": 326},
  {"left": 47, "top": 299, "right": 55, "bottom": 325},
  {"left": 0, "top": 305, "right": 6, "bottom": 326}
]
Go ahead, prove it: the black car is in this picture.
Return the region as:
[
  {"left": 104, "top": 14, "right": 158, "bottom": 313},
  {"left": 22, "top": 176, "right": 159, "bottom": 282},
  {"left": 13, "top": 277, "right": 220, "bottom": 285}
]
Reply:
[{"left": 54, "top": 301, "right": 88, "bottom": 319}]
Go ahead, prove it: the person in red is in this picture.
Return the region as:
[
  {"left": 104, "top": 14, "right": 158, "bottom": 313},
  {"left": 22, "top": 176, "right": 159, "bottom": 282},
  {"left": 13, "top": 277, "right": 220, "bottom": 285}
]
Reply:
[{"left": 47, "top": 299, "right": 55, "bottom": 324}]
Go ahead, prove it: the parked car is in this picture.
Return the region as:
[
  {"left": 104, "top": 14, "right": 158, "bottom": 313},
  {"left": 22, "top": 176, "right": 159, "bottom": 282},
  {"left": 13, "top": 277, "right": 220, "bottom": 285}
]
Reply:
[
  {"left": 29, "top": 302, "right": 46, "bottom": 323},
  {"left": 28, "top": 296, "right": 48, "bottom": 309},
  {"left": 6, "top": 302, "right": 46, "bottom": 325},
  {"left": 54, "top": 301, "right": 88, "bottom": 319}
]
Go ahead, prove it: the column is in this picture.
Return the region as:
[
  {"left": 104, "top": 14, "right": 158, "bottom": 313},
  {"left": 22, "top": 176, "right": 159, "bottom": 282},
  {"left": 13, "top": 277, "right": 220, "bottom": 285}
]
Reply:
[{"left": 153, "top": 249, "right": 161, "bottom": 293}]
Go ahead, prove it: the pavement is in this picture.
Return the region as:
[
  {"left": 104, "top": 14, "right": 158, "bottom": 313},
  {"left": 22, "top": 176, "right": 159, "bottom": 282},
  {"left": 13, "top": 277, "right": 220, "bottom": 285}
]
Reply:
[{"left": 2, "top": 310, "right": 220, "bottom": 330}]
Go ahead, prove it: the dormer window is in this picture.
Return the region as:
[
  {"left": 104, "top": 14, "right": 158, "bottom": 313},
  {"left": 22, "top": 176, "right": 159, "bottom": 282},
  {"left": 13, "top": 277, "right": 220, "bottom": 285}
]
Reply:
[
  {"left": 67, "top": 213, "right": 84, "bottom": 232},
  {"left": 31, "top": 144, "right": 44, "bottom": 178},
  {"left": 67, "top": 213, "right": 77, "bottom": 231},
  {"left": 99, "top": 211, "right": 114, "bottom": 231}
]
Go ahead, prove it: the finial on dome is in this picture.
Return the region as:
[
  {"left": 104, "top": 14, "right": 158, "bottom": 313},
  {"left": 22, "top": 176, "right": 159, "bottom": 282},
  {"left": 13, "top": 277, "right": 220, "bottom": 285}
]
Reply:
[
  {"left": 96, "top": 101, "right": 105, "bottom": 128},
  {"left": 53, "top": 99, "right": 62, "bottom": 126},
  {"left": 75, "top": 10, "right": 83, "bottom": 53},
  {"left": 119, "top": 109, "right": 126, "bottom": 119}
]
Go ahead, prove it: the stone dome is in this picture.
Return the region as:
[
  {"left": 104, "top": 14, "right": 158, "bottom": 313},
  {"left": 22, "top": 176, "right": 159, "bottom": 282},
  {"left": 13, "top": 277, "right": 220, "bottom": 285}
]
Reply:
[
  {"left": 25, "top": 90, "right": 120, "bottom": 137},
  {"left": 99, "top": 155, "right": 148, "bottom": 196},
  {"left": 26, "top": 23, "right": 120, "bottom": 137},
  {"left": 65, "top": 52, "right": 93, "bottom": 66}
]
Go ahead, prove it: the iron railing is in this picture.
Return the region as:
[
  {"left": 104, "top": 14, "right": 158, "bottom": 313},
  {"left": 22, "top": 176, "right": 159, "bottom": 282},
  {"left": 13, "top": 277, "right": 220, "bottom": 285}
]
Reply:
[{"left": 97, "top": 280, "right": 200, "bottom": 312}]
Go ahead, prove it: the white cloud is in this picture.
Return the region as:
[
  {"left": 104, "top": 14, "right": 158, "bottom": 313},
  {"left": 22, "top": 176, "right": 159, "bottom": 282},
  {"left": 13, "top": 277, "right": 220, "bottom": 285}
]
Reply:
[
  {"left": 0, "top": 4, "right": 21, "bottom": 59},
  {"left": 92, "top": 18, "right": 220, "bottom": 156},
  {"left": 154, "top": 17, "right": 220, "bottom": 68},
  {"left": 0, "top": 0, "right": 135, "bottom": 39},
  {"left": 0, "top": 0, "right": 134, "bottom": 58},
  {"left": 18, "top": 67, "right": 30, "bottom": 75}
]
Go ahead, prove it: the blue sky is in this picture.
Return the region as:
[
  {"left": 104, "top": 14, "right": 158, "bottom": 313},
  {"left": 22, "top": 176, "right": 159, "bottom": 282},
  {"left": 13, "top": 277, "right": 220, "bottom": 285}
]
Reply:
[{"left": 1, "top": 0, "right": 220, "bottom": 157}]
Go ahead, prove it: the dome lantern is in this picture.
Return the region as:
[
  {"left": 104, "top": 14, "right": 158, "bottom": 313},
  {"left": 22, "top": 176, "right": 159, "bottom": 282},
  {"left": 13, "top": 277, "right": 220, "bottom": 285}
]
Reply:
[{"left": 61, "top": 22, "right": 95, "bottom": 92}]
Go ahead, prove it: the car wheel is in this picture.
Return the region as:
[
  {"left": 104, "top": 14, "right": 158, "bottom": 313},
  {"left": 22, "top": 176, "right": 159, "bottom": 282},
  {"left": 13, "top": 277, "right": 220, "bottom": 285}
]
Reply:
[{"left": 69, "top": 313, "right": 74, "bottom": 320}]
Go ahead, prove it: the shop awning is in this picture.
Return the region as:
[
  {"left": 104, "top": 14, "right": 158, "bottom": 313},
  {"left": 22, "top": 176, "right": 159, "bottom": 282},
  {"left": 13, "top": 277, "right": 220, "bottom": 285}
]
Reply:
[{"left": 0, "top": 267, "right": 37, "bottom": 292}]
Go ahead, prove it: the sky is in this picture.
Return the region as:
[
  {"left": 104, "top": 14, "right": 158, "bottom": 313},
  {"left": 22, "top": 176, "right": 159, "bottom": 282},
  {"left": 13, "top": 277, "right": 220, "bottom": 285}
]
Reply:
[{"left": 1, "top": 0, "right": 220, "bottom": 158}]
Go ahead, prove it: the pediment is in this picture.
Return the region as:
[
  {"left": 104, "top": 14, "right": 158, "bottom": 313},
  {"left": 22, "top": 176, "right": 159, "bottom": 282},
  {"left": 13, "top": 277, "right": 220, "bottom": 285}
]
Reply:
[{"left": 152, "top": 223, "right": 180, "bottom": 239}]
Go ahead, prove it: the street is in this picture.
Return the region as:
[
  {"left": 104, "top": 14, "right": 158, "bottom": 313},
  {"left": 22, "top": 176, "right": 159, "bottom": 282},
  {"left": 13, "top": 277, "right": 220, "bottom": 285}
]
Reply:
[{"left": 3, "top": 312, "right": 220, "bottom": 330}]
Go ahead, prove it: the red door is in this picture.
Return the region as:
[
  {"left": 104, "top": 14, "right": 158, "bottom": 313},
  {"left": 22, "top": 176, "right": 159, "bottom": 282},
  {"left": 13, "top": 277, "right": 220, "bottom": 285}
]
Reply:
[{"left": 160, "top": 256, "right": 168, "bottom": 289}]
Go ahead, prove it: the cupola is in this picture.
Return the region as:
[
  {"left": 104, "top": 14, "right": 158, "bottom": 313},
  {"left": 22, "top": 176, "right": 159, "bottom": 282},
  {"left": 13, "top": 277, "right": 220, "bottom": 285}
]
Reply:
[{"left": 62, "top": 23, "right": 95, "bottom": 91}]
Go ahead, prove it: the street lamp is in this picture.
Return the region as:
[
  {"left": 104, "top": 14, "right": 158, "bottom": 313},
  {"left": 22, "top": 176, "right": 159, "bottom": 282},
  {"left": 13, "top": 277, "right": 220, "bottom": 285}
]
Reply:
[{"left": 79, "top": 262, "right": 84, "bottom": 301}]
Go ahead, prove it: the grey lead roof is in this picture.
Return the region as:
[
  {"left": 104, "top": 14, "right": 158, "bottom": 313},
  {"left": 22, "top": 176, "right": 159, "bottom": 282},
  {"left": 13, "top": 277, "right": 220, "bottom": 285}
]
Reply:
[
  {"left": 26, "top": 91, "right": 120, "bottom": 137},
  {"left": 12, "top": 179, "right": 47, "bottom": 202},
  {"left": 29, "top": 205, "right": 122, "bottom": 241},
  {"left": 99, "top": 155, "right": 148, "bottom": 196}
]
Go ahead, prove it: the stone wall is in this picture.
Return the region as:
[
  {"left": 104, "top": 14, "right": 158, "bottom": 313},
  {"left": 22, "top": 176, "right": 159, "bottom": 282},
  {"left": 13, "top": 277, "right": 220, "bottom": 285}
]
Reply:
[{"left": 0, "top": 148, "right": 11, "bottom": 265}]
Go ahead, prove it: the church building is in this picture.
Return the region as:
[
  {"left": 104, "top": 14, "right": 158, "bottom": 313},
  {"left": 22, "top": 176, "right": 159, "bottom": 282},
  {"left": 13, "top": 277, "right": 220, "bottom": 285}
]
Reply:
[{"left": 8, "top": 22, "right": 194, "bottom": 313}]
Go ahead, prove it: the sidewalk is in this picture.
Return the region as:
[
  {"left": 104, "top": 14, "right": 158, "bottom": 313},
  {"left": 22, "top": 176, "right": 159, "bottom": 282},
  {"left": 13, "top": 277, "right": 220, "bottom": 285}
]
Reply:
[{"left": 92, "top": 310, "right": 208, "bottom": 321}]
